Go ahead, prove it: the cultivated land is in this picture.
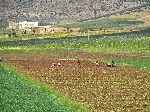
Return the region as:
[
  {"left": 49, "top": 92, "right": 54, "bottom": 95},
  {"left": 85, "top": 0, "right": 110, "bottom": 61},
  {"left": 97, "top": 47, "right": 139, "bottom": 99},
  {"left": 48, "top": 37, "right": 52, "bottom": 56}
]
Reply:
[
  {"left": 0, "top": 62, "right": 87, "bottom": 112},
  {"left": 1, "top": 9, "right": 149, "bottom": 42},
  {"left": 0, "top": 17, "right": 145, "bottom": 42},
  {"left": 1, "top": 4, "right": 150, "bottom": 111},
  {"left": 1, "top": 51, "right": 150, "bottom": 112},
  {"left": 1, "top": 33, "right": 150, "bottom": 112}
]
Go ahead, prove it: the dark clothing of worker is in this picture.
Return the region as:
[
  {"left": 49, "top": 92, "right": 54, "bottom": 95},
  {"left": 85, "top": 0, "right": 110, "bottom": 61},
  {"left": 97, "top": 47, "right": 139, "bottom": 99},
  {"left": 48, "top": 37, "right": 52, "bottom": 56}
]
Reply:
[
  {"left": 111, "top": 60, "right": 116, "bottom": 67},
  {"left": 77, "top": 60, "right": 81, "bottom": 68}
]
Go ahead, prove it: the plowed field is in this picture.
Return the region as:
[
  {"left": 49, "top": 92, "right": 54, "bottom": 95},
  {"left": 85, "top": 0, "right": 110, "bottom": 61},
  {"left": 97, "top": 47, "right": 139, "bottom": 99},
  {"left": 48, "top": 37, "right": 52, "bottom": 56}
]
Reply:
[{"left": 1, "top": 51, "right": 150, "bottom": 112}]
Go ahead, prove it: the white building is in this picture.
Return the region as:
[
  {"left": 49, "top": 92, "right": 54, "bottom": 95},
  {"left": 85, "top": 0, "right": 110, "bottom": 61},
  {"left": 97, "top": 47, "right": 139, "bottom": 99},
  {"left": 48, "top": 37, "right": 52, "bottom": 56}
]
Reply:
[{"left": 18, "top": 21, "right": 38, "bottom": 29}]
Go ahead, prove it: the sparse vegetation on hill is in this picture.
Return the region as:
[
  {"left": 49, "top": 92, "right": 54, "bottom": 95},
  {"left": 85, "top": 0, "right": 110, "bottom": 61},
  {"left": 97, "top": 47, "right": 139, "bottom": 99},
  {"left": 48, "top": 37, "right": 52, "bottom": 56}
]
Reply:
[
  {"left": 0, "top": 1, "right": 150, "bottom": 112},
  {"left": 0, "top": 0, "right": 148, "bottom": 23}
]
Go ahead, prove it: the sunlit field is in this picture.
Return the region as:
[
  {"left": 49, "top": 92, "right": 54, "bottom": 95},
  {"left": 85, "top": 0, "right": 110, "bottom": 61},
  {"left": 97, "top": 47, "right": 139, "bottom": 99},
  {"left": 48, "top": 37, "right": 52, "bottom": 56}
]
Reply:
[
  {"left": 1, "top": 33, "right": 150, "bottom": 112},
  {"left": 1, "top": 34, "right": 150, "bottom": 54},
  {"left": 0, "top": 63, "right": 87, "bottom": 112},
  {"left": 1, "top": 0, "right": 150, "bottom": 112}
]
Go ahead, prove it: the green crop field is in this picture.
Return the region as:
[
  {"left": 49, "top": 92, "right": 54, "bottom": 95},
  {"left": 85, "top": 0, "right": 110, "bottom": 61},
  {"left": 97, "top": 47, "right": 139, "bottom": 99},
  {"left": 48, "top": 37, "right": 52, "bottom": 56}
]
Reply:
[
  {"left": 1, "top": 34, "right": 150, "bottom": 54},
  {"left": 0, "top": 1, "right": 150, "bottom": 111},
  {"left": 115, "top": 58, "right": 150, "bottom": 70},
  {"left": 0, "top": 28, "right": 118, "bottom": 42},
  {"left": 103, "top": 58, "right": 150, "bottom": 70},
  {"left": 62, "top": 18, "right": 144, "bottom": 30},
  {"left": 1, "top": 30, "right": 150, "bottom": 111},
  {"left": 0, "top": 17, "right": 145, "bottom": 42},
  {"left": 1, "top": 34, "right": 150, "bottom": 71},
  {"left": 0, "top": 63, "right": 87, "bottom": 112}
]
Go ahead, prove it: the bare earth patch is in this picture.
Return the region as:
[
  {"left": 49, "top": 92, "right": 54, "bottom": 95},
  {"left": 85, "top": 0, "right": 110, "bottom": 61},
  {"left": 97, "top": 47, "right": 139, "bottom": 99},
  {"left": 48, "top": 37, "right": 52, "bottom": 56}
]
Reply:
[{"left": 1, "top": 51, "right": 150, "bottom": 112}]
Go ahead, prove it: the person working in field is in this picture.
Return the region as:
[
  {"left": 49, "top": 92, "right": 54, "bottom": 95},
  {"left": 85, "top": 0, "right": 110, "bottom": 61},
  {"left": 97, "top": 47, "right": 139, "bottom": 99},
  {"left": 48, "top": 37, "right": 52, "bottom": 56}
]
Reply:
[
  {"left": 94, "top": 61, "right": 100, "bottom": 66},
  {"left": 107, "top": 60, "right": 117, "bottom": 67},
  {"left": 111, "top": 60, "right": 116, "bottom": 67},
  {"left": 77, "top": 59, "right": 81, "bottom": 68},
  {"left": 51, "top": 62, "right": 61, "bottom": 68}
]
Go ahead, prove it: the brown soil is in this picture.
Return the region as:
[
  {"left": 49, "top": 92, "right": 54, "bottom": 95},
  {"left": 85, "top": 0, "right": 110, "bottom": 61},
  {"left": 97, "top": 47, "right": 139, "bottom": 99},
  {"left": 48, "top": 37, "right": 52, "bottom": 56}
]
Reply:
[
  {"left": 0, "top": 51, "right": 147, "bottom": 61},
  {"left": 1, "top": 51, "right": 150, "bottom": 112}
]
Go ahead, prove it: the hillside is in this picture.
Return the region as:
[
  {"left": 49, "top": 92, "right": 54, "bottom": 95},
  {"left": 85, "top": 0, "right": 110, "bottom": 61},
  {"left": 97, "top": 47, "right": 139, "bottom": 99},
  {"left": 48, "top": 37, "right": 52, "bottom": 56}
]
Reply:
[{"left": 0, "top": 0, "right": 149, "bottom": 26}]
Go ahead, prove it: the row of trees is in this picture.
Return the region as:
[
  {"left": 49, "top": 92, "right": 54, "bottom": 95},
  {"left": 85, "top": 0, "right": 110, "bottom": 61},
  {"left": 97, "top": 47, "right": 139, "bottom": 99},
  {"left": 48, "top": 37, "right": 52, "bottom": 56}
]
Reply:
[{"left": 6, "top": 28, "right": 37, "bottom": 38}]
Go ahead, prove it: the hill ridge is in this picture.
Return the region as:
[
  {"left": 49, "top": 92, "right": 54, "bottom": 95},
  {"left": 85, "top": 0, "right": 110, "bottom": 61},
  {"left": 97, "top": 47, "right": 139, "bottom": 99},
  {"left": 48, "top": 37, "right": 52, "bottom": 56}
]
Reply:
[{"left": 0, "top": 0, "right": 149, "bottom": 24}]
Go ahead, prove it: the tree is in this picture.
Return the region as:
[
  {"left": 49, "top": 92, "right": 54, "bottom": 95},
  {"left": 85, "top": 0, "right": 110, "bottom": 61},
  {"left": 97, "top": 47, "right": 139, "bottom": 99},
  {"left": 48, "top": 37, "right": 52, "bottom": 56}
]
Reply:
[
  {"left": 12, "top": 31, "right": 17, "bottom": 37},
  {"left": 33, "top": 29, "right": 36, "bottom": 34},
  {"left": 8, "top": 33, "right": 11, "bottom": 38}
]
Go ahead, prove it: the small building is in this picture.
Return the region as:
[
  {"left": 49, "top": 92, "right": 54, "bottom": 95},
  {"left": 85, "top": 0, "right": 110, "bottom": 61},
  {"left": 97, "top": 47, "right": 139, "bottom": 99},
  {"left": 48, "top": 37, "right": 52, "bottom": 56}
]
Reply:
[
  {"left": 52, "top": 27, "right": 68, "bottom": 33},
  {"left": 34, "top": 26, "right": 51, "bottom": 34},
  {"left": 18, "top": 21, "right": 38, "bottom": 29},
  {"left": 68, "top": 28, "right": 80, "bottom": 32},
  {"left": 34, "top": 26, "right": 68, "bottom": 34}
]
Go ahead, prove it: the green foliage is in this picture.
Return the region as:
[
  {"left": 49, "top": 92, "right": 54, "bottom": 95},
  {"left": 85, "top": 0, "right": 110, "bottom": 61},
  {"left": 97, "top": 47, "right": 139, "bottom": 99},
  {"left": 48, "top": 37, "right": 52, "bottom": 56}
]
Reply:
[
  {"left": 0, "top": 22, "right": 8, "bottom": 28},
  {"left": 105, "top": 58, "right": 150, "bottom": 70},
  {"left": 0, "top": 63, "right": 87, "bottom": 112},
  {"left": 8, "top": 33, "right": 12, "bottom": 38},
  {"left": 62, "top": 18, "right": 144, "bottom": 30},
  {"left": 32, "top": 29, "right": 36, "bottom": 34},
  {"left": 134, "top": 0, "right": 150, "bottom": 3},
  {"left": 38, "top": 21, "right": 50, "bottom": 26},
  {"left": 12, "top": 31, "right": 17, "bottom": 37},
  {"left": 0, "top": 31, "right": 115, "bottom": 42},
  {"left": 1, "top": 35, "right": 150, "bottom": 54}
]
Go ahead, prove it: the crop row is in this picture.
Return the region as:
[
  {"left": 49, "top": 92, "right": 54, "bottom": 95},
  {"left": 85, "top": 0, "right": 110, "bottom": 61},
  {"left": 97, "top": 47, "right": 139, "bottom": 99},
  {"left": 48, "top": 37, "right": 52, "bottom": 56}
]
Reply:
[
  {"left": 62, "top": 18, "right": 143, "bottom": 30},
  {"left": 4, "top": 58, "right": 150, "bottom": 112},
  {"left": 0, "top": 63, "right": 87, "bottom": 112},
  {"left": 1, "top": 34, "right": 150, "bottom": 54}
]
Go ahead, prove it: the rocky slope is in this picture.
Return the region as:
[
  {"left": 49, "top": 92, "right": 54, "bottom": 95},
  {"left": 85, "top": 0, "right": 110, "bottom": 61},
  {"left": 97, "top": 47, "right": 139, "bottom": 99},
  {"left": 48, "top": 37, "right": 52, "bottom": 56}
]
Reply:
[{"left": 0, "top": 0, "right": 149, "bottom": 24}]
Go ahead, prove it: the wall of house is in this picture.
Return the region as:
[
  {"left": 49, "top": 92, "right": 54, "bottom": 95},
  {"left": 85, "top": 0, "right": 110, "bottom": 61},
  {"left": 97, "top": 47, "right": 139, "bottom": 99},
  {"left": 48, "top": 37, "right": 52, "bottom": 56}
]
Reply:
[
  {"left": 19, "top": 21, "right": 38, "bottom": 29},
  {"left": 35, "top": 27, "right": 68, "bottom": 34}
]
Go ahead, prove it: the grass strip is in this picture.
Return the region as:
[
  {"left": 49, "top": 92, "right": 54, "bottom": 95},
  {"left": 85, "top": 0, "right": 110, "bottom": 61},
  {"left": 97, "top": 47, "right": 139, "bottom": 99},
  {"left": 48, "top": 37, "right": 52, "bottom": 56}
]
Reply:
[{"left": 0, "top": 62, "right": 88, "bottom": 112}]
